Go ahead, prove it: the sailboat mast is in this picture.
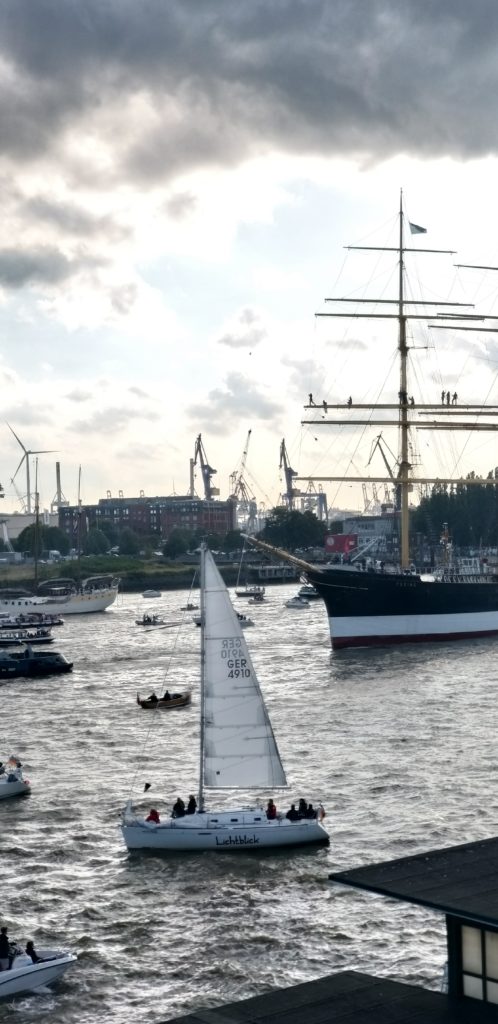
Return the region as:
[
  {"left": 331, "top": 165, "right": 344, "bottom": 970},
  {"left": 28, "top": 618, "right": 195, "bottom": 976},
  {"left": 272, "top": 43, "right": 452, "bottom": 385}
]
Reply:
[
  {"left": 198, "top": 544, "right": 206, "bottom": 812},
  {"left": 398, "top": 191, "right": 410, "bottom": 569}
]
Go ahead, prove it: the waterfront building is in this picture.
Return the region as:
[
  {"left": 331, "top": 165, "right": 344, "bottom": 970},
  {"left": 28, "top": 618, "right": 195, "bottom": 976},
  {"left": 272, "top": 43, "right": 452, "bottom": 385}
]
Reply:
[{"left": 58, "top": 494, "right": 236, "bottom": 542}]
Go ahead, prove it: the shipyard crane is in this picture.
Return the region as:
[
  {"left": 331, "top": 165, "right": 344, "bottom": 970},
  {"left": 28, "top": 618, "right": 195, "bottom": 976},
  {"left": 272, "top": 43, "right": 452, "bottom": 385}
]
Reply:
[
  {"left": 229, "top": 430, "right": 258, "bottom": 532},
  {"left": 191, "top": 434, "right": 219, "bottom": 501},
  {"left": 367, "top": 434, "right": 400, "bottom": 510},
  {"left": 279, "top": 439, "right": 300, "bottom": 510}
]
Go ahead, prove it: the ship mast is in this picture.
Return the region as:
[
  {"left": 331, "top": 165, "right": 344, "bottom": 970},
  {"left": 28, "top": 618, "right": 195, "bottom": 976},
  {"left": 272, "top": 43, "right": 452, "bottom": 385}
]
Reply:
[
  {"left": 301, "top": 193, "right": 498, "bottom": 570},
  {"left": 398, "top": 191, "right": 410, "bottom": 566}
]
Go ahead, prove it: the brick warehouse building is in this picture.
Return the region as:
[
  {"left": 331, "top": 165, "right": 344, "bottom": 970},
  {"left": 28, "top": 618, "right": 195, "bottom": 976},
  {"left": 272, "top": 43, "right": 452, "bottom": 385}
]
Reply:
[{"left": 58, "top": 494, "right": 236, "bottom": 543}]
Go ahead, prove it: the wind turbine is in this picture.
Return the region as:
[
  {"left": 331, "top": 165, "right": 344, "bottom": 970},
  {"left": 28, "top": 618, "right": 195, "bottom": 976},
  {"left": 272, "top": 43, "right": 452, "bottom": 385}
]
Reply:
[{"left": 7, "top": 423, "right": 56, "bottom": 515}]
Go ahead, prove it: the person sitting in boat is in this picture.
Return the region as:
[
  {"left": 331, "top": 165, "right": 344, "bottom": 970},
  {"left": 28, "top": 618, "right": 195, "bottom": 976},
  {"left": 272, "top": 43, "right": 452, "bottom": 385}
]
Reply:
[
  {"left": 171, "top": 797, "right": 185, "bottom": 818},
  {"left": 266, "top": 799, "right": 277, "bottom": 820},
  {"left": 146, "top": 808, "right": 160, "bottom": 824},
  {"left": 286, "top": 803, "right": 299, "bottom": 821},
  {"left": 186, "top": 794, "right": 197, "bottom": 815},
  {"left": 305, "top": 803, "right": 317, "bottom": 819},
  {"left": 298, "top": 798, "right": 308, "bottom": 818},
  {"left": 162, "top": 690, "right": 171, "bottom": 701},
  {"left": 0, "top": 927, "right": 9, "bottom": 971},
  {"left": 25, "top": 940, "right": 42, "bottom": 963},
  {"left": 147, "top": 692, "right": 159, "bottom": 704}
]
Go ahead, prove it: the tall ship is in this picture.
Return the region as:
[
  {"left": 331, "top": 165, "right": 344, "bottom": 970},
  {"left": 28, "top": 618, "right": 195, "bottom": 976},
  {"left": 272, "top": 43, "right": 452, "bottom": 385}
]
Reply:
[
  {"left": 0, "top": 575, "right": 119, "bottom": 615},
  {"left": 253, "top": 195, "right": 498, "bottom": 649}
]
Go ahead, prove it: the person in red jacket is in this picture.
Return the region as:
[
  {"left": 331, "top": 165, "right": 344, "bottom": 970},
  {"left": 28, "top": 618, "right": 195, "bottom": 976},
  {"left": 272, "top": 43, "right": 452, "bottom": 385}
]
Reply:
[
  {"left": 146, "top": 808, "right": 160, "bottom": 823},
  {"left": 266, "top": 799, "right": 277, "bottom": 820}
]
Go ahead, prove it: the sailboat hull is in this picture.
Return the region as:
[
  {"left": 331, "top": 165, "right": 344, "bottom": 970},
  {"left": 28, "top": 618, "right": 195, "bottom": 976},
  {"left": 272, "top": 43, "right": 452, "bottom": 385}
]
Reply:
[
  {"left": 307, "top": 566, "right": 498, "bottom": 649},
  {"left": 121, "top": 809, "right": 329, "bottom": 851}
]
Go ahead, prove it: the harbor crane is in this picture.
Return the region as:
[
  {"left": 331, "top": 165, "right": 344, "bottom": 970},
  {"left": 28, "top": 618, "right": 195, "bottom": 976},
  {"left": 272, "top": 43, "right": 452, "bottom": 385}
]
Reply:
[
  {"left": 367, "top": 434, "right": 400, "bottom": 510},
  {"left": 229, "top": 430, "right": 258, "bottom": 532},
  {"left": 279, "top": 439, "right": 300, "bottom": 510},
  {"left": 190, "top": 434, "right": 219, "bottom": 501}
]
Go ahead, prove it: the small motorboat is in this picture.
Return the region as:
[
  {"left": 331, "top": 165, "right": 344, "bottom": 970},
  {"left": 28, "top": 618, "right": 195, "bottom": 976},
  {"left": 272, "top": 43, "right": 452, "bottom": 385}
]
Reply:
[
  {"left": 137, "top": 691, "right": 191, "bottom": 709},
  {"left": 142, "top": 589, "right": 161, "bottom": 599},
  {"left": 285, "top": 596, "right": 310, "bottom": 609},
  {"left": 0, "top": 946, "right": 77, "bottom": 998},
  {"left": 180, "top": 602, "right": 199, "bottom": 611},
  {"left": 0, "top": 756, "right": 30, "bottom": 799},
  {"left": 298, "top": 584, "right": 321, "bottom": 600},
  {"left": 135, "top": 614, "right": 166, "bottom": 626},
  {"left": 248, "top": 593, "right": 266, "bottom": 604}
]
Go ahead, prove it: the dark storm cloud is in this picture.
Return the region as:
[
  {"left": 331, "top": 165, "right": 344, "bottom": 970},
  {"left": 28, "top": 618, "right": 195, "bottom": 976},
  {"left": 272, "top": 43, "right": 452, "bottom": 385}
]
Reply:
[{"left": 1, "top": 0, "right": 498, "bottom": 182}]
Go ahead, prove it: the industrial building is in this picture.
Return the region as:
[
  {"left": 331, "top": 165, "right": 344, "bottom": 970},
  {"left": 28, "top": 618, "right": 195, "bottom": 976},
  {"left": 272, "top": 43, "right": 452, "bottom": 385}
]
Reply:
[{"left": 58, "top": 494, "right": 236, "bottom": 543}]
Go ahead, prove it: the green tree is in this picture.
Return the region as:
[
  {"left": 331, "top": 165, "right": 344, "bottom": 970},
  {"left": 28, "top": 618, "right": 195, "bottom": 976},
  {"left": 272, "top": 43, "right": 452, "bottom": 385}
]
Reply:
[
  {"left": 118, "top": 527, "right": 141, "bottom": 556},
  {"left": 163, "top": 529, "right": 193, "bottom": 558},
  {"left": 83, "top": 528, "right": 110, "bottom": 555}
]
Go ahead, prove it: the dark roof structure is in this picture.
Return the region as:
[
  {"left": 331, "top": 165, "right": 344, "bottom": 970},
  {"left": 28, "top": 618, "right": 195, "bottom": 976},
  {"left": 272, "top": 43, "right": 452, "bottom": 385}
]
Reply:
[
  {"left": 166, "top": 970, "right": 498, "bottom": 1023},
  {"left": 330, "top": 836, "right": 498, "bottom": 926}
]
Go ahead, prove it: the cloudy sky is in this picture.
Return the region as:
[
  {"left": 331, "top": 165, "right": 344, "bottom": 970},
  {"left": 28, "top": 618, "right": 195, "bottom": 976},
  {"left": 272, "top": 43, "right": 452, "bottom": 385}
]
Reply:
[{"left": 3, "top": 0, "right": 498, "bottom": 516}]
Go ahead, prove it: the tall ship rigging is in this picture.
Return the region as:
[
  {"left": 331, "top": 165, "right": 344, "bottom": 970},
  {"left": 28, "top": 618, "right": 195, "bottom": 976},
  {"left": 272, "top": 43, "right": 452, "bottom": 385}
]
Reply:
[{"left": 254, "top": 194, "right": 498, "bottom": 649}]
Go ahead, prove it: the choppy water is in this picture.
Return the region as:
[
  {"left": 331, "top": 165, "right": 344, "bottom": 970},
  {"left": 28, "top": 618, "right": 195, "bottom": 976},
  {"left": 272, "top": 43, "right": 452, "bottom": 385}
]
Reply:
[{"left": 2, "top": 583, "right": 498, "bottom": 1022}]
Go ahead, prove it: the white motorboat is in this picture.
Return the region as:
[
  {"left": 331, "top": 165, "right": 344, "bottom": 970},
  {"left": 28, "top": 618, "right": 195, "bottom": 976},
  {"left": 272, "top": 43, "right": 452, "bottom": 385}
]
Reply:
[
  {"left": 0, "top": 757, "right": 30, "bottom": 800},
  {"left": 121, "top": 545, "right": 328, "bottom": 852},
  {"left": 142, "top": 589, "right": 161, "bottom": 599},
  {"left": 0, "top": 948, "right": 76, "bottom": 998},
  {"left": 193, "top": 610, "right": 254, "bottom": 629},
  {"left": 285, "top": 595, "right": 310, "bottom": 609},
  {"left": 0, "top": 576, "right": 119, "bottom": 616},
  {"left": 298, "top": 584, "right": 320, "bottom": 600}
]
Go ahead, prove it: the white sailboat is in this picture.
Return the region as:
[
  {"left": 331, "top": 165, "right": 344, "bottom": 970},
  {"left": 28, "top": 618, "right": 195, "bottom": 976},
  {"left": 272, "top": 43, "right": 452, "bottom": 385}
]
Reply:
[{"left": 121, "top": 545, "right": 328, "bottom": 851}]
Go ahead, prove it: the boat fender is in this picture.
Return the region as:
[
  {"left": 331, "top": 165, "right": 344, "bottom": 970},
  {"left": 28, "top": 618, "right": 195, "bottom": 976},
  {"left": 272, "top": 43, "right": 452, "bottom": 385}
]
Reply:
[{"left": 318, "top": 805, "right": 326, "bottom": 821}]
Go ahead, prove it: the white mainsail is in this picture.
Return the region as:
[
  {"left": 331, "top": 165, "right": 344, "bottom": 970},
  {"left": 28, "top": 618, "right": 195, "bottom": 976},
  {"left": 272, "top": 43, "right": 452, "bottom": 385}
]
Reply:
[{"left": 201, "top": 548, "right": 287, "bottom": 790}]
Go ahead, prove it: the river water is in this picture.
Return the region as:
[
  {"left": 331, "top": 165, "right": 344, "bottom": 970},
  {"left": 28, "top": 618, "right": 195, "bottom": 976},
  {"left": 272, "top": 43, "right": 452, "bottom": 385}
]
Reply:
[{"left": 1, "top": 583, "right": 497, "bottom": 1023}]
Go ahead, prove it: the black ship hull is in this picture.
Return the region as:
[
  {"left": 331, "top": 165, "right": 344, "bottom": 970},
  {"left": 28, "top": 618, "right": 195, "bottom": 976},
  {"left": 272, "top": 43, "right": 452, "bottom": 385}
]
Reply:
[{"left": 306, "top": 566, "right": 498, "bottom": 649}]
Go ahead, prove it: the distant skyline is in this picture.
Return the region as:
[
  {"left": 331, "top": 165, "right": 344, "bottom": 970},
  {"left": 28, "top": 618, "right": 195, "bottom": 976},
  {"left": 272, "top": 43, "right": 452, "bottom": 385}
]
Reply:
[{"left": 3, "top": 1, "right": 498, "bottom": 514}]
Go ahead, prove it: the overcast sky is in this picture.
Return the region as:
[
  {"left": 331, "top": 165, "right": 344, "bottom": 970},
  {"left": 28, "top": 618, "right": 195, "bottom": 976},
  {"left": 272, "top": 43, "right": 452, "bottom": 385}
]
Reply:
[{"left": 3, "top": 0, "right": 498, "bottom": 517}]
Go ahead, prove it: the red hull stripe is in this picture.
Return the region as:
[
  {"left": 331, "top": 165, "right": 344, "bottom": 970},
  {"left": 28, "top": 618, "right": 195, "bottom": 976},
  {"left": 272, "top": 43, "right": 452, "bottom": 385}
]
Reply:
[{"left": 332, "top": 628, "right": 498, "bottom": 650}]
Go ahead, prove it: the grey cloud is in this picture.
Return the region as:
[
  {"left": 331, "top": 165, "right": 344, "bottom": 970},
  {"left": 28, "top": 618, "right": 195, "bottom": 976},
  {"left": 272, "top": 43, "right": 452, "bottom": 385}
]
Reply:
[
  {"left": 188, "top": 371, "right": 283, "bottom": 434},
  {"left": 110, "top": 284, "right": 138, "bottom": 315},
  {"left": 65, "top": 389, "right": 92, "bottom": 402},
  {"left": 0, "top": 248, "right": 73, "bottom": 288},
  {"left": 128, "top": 386, "right": 150, "bottom": 398},
  {"left": 22, "top": 196, "right": 128, "bottom": 241},
  {"left": 217, "top": 308, "right": 267, "bottom": 349},
  {"left": 0, "top": 246, "right": 103, "bottom": 289},
  {"left": 282, "top": 356, "right": 328, "bottom": 403},
  {"left": 165, "top": 192, "right": 197, "bottom": 219},
  {"left": 69, "top": 406, "right": 160, "bottom": 434},
  {"left": 1, "top": 2, "right": 498, "bottom": 182}
]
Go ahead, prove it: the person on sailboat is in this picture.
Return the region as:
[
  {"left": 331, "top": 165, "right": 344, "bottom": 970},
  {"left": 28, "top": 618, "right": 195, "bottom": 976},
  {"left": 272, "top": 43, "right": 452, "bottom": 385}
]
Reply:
[
  {"left": 146, "top": 809, "right": 160, "bottom": 823},
  {"left": 186, "top": 795, "right": 197, "bottom": 815},
  {"left": 286, "top": 803, "right": 299, "bottom": 821},
  {"left": 172, "top": 797, "right": 185, "bottom": 818},
  {"left": 298, "top": 798, "right": 308, "bottom": 818},
  {"left": 266, "top": 799, "right": 277, "bottom": 820}
]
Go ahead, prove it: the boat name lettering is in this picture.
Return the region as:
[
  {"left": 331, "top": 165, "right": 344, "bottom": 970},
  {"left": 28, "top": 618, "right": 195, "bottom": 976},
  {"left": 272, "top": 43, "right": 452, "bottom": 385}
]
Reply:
[{"left": 215, "top": 834, "right": 260, "bottom": 846}]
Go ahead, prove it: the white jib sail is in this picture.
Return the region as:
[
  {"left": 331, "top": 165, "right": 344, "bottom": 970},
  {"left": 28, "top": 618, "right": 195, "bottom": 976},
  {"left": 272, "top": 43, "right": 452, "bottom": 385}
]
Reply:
[{"left": 202, "top": 549, "right": 287, "bottom": 789}]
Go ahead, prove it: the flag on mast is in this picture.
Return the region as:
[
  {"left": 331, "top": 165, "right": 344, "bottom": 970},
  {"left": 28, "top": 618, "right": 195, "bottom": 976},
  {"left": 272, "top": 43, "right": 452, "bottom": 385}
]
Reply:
[{"left": 409, "top": 222, "right": 427, "bottom": 235}]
